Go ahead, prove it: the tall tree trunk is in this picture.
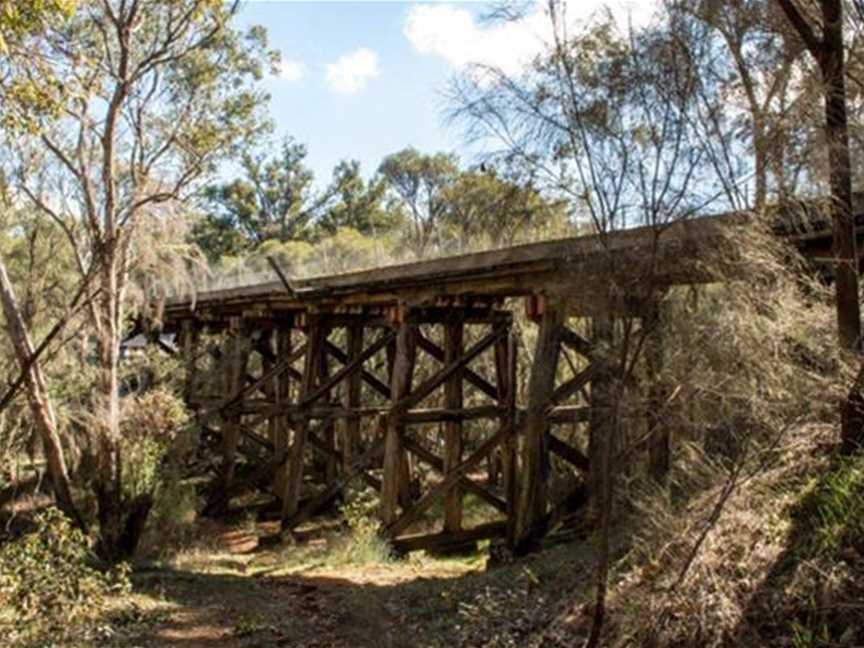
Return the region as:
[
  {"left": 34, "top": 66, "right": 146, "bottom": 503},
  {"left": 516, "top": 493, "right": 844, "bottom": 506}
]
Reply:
[
  {"left": 0, "top": 255, "right": 83, "bottom": 528},
  {"left": 93, "top": 250, "right": 144, "bottom": 561},
  {"left": 820, "top": 1, "right": 861, "bottom": 352},
  {"left": 775, "top": 0, "right": 863, "bottom": 450}
]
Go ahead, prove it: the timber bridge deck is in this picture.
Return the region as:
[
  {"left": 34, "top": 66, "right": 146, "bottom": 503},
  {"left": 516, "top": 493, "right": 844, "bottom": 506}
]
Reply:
[{"left": 160, "top": 206, "right": 854, "bottom": 553}]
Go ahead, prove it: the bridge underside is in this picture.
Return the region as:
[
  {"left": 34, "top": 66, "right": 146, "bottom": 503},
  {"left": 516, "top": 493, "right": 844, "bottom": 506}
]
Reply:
[{"left": 157, "top": 212, "right": 829, "bottom": 553}]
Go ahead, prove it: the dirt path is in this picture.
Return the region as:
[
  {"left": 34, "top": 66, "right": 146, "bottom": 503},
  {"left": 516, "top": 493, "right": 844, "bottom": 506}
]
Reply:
[{"left": 120, "top": 522, "right": 594, "bottom": 648}]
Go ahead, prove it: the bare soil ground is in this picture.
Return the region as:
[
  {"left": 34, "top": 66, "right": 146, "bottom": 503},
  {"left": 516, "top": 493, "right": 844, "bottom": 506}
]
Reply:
[{"left": 115, "top": 520, "right": 597, "bottom": 648}]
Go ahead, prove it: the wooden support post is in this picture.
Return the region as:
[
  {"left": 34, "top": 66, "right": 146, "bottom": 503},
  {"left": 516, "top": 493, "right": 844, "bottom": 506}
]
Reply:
[
  {"left": 515, "top": 299, "right": 564, "bottom": 550},
  {"left": 215, "top": 318, "right": 250, "bottom": 513},
  {"left": 494, "top": 330, "right": 518, "bottom": 546},
  {"left": 274, "top": 324, "right": 293, "bottom": 501},
  {"left": 283, "top": 323, "right": 326, "bottom": 521},
  {"left": 260, "top": 330, "right": 277, "bottom": 446},
  {"left": 645, "top": 302, "right": 669, "bottom": 482},
  {"left": 588, "top": 314, "right": 616, "bottom": 521},
  {"left": 180, "top": 319, "right": 200, "bottom": 405},
  {"left": 318, "top": 328, "right": 338, "bottom": 485},
  {"left": 343, "top": 324, "right": 363, "bottom": 469},
  {"left": 380, "top": 320, "right": 416, "bottom": 526},
  {"left": 443, "top": 320, "right": 464, "bottom": 533}
]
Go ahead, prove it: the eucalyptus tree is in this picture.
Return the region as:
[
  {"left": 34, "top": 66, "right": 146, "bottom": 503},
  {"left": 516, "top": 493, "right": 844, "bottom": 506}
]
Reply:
[
  {"left": 449, "top": 3, "right": 733, "bottom": 642},
  {"left": 0, "top": 0, "right": 82, "bottom": 526},
  {"left": 201, "top": 137, "right": 327, "bottom": 257},
  {"left": 378, "top": 148, "right": 459, "bottom": 257},
  {"left": 317, "top": 159, "right": 398, "bottom": 238},
  {"left": 441, "top": 166, "right": 569, "bottom": 249},
  {"left": 8, "top": 0, "right": 274, "bottom": 559},
  {"left": 772, "top": 0, "right": 863, "bottom": 453}
]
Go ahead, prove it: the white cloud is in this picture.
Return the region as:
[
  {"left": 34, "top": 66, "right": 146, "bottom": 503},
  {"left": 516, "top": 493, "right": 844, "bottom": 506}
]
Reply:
[
  {"left": 325, "top": 48, "right": 380, "bottom": 95},
  {"left": 276, "top": 57, "right": 306, "bottom": 82},
  {"left": 404, "top": 1, "right": 657, "bottom": 76}
]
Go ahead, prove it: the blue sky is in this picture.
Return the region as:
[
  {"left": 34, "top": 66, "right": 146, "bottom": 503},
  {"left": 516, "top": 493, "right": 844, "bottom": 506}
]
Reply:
[
  {"left": 236, "top": 1, "right": 488, "bottom": 186},
  {"left": 235, "top": 1, "right": 653, "bottom": 187}
]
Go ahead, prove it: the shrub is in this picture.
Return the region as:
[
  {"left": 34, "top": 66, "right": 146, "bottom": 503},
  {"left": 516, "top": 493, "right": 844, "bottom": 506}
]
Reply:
[
  {"left": 0, "top": 508, "right": 130, "bottom": 646},
  {"left": 138, "top": 465, "right": 200, "bottom": 557},
  {"left": 794, "top": 450, "right": 864, "bottom": 558},
  {"left": 120, "top": 386, "right": 190, "bottom": 501},
  {"left": 334, "top": 486, "right": 393, "bottom": 566}
]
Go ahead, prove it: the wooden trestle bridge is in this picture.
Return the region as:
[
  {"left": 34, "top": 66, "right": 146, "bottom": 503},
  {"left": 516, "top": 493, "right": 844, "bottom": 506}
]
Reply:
[{"left": 158, "top": 206, "right": 852, "bottom": 554}]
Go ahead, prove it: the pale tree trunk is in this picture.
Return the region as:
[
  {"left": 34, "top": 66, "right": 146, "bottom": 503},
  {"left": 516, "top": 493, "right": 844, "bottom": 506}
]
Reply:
[
  {"left": 0, "top": 255, "right": 83, "bottom": 528},
  {"left": 92, "top": 245, "right": 151, "bottom": 561},
  {"left": 93, "top": 253, "right": 125, "bottom": 558}
]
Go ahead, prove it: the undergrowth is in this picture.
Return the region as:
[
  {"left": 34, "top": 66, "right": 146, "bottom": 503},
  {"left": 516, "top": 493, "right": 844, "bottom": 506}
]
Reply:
[
  {"left": 334, "top": 486, "right": 394, "bottom": 566},
  {"left": 794, "top": 451, "right": 864, "bottom": 559},
  {"left": 0, "top": 508, "right": 131, "bottom": 647}
]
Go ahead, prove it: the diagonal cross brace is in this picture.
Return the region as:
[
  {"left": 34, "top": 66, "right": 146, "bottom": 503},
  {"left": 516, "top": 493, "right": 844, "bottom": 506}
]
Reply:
[
  {"left": 300, "top": 330, "right": 394, "bottom": 407},
  {"left": 392, "top": 324, "right": 509, "bottom": 415},
  {"left": 385, "top": 421, "right": 514, "bottom": 537},
  {"left": 416, "top": 332, "right": 499, "bottom": 400},
  {"left": 199, "top": 343, "right": 308, "bottom": 420}
]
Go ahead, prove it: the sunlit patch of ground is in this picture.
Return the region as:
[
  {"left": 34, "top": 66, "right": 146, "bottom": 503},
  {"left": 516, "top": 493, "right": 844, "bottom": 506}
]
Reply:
[{"left": 112, "top": 515, "right": 596, "bottom": 648}]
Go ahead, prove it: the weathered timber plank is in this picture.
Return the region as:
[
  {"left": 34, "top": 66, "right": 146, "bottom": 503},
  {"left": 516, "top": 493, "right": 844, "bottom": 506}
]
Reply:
[
  {"left": 514, "top": 302, "right": 564, "bottom": 548},
  {"left": 165, "top": 212, "right": 740, "bottom": 316},
  {"left": 199, "top": 343, "right": 307, "bottom": 420},
  {"left": 560, "top": 327, "right": 594, "bottom": 358},
  {"left": 385, "top": 421, "right": 513, "bottom": 537},
  {"left": 300, "top": 330, "right": 394, "bottom": 406},
  {"left": 402, "top": 437, "right": 506, "bottom": 512},
  {"left": 395, "top": 325, "right": 508, "bottom": 413},
  {"left": 444, "top": 320, "right": 464, "bottom": 533},
  {"left": 548, "top": 434, "right": 590, "bottom": 472},
  {"left": 283, "top": 323, "right": 326, "bottom": 519},
  {"left": 416, "top": 332, "right": 498, "bottom": 400},
  {"left": 494, "top": 331, "right": 518, "bottom": 545},
  {"left": 343, "top": 324, "right": 363, "bottom": 469},
  {"left": 391, "top": 521, "right": 507, "bottom": 554},
  {"left": 401, "top": 406, "right": 505, "bottom": 424},
  {"left": 547, "top": 365, "right": 595, "bottom": 408},
  {"left": 547, "top": 406, "right": 591, "bottom": 425},
  {"left": 325, "top": 341, "right": 391, "bottom": 398},
  {"left": 380, "top": 323, "right": 417, "bottom": 526}
]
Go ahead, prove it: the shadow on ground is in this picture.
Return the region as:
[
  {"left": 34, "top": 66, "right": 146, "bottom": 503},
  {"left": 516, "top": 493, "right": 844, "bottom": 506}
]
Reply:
[
  {"left": 733, "top": 448, "right": 864, "bottom": 646},
  {"left": 117, "top": 530, "right": 599, "bottom": 648}
]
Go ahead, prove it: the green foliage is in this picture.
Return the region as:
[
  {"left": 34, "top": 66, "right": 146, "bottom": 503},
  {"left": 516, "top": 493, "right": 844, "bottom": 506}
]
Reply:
[
  {"left": 318, "top": 160, "right": 399, "bottom": 237},
  {"left": 120, "top": 387, "right": 188, "bottom": 492},
  {"left": 335, "top": 486, "right": 393, "bottom": 566},
  {"left": 308, "top": 226, "right": 388, "bottom": 273},
  {"left": 0, "top": 0, "right": 74, "bottom": 132},
  {"left": 245, "top": 238, "right": 314, "bottom": 273},
  {"left": 140, "top": 466, "right": 200, "bottom": 557},
  {"left": 794, "top": 451, "right": 864, "bottom": 559},
  {"left": 378, "top": 148, "right": 459, "bottom": 255},
  {"left": 0, "top": 508, "right": 131, "bottom": 645},
  {"left": 440, "top": 168, "right": 569, "bottom": 248},
  {"left": 198, "top": 137, "right": 322, "bottom": 259}
]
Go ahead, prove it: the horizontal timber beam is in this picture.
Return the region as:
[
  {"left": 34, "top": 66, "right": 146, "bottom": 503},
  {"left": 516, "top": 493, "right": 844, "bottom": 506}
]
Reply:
[
  {"left": 385, "top": 421, "right": 513, "bottom": 537},
  {"left": 402, "top": 437, "right": 507, "bottom": 512},
  {"left": 416, "top": 333, "right": 499, "bottom": 401},
  {"left": 391, "top": 520, "right": 507, "bottom": 554}
]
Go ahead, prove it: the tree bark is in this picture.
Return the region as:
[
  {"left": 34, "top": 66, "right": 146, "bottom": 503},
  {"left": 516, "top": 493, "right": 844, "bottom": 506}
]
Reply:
[
  {"left": 775, "top": 0, "right": 863, "bottom": 450},
  {"left": 774, "top": 0, "right": 860, "bottom": 350},
  {"left": 0, "top": 256, "right": 83, "bottom": 528},
  {"left": 820, "top": 1, "right": 861, "bottom": 352}
]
